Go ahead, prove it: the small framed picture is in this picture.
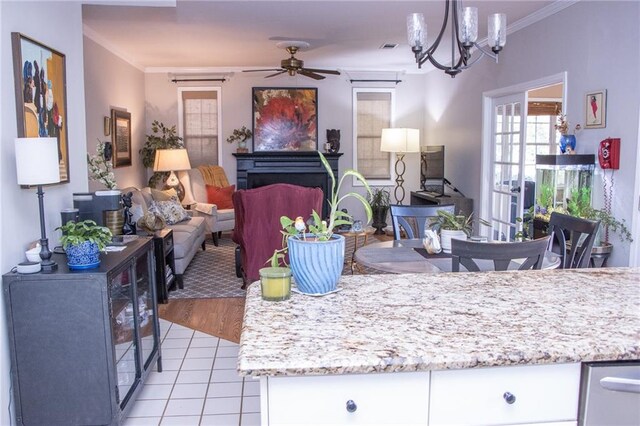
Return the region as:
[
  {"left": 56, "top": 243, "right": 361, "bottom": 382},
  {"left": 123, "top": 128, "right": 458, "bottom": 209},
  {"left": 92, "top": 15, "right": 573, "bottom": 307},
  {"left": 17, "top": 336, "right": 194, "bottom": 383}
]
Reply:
[
  {"left": 585, "top": 89, "right": 606, "bottom": 129},
  {"left": 111, "top": 109, "right": 131, "bottom": 167}
]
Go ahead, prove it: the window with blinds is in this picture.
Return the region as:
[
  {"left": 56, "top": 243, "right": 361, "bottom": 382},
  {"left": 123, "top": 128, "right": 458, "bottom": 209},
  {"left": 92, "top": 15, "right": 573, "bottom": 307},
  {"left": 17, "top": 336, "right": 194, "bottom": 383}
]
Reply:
[
  {"left": 353, "top": 89, "right": 394, "bottom": 183},
  {"left": 180, "top": 89, "right": 220, "bottom": 167}
]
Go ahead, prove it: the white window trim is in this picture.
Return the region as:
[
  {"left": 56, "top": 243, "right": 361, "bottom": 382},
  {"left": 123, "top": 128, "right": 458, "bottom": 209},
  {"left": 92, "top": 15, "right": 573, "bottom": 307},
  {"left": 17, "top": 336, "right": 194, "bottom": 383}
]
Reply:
[
  {"left": 352, "top": 87, "right": 396, "bottom": 187},
  {"left": 177, "top": 86, "right": 223, "bottom": 167}
]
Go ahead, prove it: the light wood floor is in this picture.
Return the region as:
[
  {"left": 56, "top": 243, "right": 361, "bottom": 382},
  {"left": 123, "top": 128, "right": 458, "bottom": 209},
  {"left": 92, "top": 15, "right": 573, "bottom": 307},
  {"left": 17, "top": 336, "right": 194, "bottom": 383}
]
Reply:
[{"left": 158, "top": 297, "right": 245, "bottom": 343}]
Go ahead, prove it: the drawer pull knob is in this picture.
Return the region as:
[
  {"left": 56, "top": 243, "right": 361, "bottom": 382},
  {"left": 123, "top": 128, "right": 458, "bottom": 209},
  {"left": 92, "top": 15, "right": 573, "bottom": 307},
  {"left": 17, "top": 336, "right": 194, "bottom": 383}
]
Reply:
[
  {"left": 503, "top": 392, "right": 516, "bottom": 404},
  {"left": 346, "top": 400, "right": 357, "bottom": 413}
]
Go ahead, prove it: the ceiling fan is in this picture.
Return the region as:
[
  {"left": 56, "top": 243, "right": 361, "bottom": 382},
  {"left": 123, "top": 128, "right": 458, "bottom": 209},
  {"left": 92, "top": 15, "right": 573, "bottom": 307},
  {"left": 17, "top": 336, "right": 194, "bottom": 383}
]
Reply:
[{"left": 243, "top": 41, "right": 340, "bottom": 80}]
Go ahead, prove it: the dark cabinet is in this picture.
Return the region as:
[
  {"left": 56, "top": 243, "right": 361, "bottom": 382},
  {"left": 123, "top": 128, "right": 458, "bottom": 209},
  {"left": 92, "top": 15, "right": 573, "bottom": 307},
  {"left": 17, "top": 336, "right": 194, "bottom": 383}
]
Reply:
[
  {"left": 410, "top": 191, "right": 474, "bottom": 219},
  {"left": 3, "top": 238, "right": 162, "bottom": 425}
]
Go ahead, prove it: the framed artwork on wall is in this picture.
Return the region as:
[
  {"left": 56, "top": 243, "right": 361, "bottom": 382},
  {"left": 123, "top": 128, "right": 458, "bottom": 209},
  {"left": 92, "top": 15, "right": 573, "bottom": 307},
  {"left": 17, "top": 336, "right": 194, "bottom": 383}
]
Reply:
[
  {"left": 252, "top": 87, "right": 318, "bottom": 151},
  {"left": 585, "top": 89, "right": 606, "bottom": 129},
  {"left": 111, "top": 109, "right": 132, "bottom": 167},
  {"left": 11, "top": 32, "right": 70, "bottom": 183}
]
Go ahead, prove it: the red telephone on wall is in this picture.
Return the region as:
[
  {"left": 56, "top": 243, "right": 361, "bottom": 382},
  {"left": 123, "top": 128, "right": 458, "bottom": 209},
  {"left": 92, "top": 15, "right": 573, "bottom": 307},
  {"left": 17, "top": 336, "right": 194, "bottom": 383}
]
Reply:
[{"left": 598, "top": 138, "right": 620, "bottom": 169}]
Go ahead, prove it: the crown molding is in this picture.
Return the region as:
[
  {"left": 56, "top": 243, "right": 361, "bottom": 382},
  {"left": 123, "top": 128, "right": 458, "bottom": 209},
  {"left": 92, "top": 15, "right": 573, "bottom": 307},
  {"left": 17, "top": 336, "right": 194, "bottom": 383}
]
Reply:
[
  {"left": 508, "top": 0, "right": 581, "bottom": 35},
  {"left": 83, "top": 24, "right": 145, "bottom": 71}
]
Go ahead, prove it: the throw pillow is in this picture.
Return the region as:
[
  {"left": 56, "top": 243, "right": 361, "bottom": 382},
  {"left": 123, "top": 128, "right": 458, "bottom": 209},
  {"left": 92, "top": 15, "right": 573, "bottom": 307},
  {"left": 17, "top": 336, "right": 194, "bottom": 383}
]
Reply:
[
  {"left": 148, "top": 198, "right": 190, "bottom": 225},
  {"left": 206, "top": 185, "right": 235, "bottom": 210},
  {"left": 137, "top": 212, "right": 166, "bottom": 232},
  {"left": 150, "top": 187, "right": 178, "bottom": 201}
]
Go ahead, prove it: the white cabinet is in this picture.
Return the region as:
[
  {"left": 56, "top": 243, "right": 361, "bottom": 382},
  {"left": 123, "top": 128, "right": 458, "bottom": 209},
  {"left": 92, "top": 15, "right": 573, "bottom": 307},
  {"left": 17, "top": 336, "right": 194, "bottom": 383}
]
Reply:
[
  {"left": 264, "top": 372, "right": 430, "bottom": 425},
  {"left": 429, "top": 363, "right": 580, "bottom": 426}
]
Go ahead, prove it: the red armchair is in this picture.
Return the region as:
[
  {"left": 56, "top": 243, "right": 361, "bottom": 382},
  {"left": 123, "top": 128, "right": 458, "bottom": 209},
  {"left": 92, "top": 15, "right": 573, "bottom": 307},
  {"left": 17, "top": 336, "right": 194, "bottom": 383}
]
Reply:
[{"left": 232, "top": 183, "right": 323, "bottom": 288}]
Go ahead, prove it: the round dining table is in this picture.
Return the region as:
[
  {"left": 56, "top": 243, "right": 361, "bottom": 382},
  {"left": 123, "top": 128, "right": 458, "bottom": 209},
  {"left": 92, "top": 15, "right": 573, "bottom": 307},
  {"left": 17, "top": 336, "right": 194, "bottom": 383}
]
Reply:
[{"left": 353, "top": 239, "right": 561, "bottom": 273}]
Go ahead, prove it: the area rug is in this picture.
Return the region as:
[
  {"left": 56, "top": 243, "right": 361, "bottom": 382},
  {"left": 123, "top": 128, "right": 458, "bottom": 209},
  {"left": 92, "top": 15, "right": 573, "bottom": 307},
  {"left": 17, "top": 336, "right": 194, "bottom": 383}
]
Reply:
[{"left": 171, "top": 232, "right": 385, "bottom": 300}]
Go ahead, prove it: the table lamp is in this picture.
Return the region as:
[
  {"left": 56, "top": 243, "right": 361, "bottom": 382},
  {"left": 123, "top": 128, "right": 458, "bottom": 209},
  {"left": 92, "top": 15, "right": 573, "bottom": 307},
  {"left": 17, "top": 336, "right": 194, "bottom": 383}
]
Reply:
[
  {"left": 380, "top": 128, "right": 420, "bottom": 205},
  {"left": 153, "top": 149, "right": 191, "bottom": 201},
  {"left": 15, "top": 137, "right": 61, "bottom": 273}
]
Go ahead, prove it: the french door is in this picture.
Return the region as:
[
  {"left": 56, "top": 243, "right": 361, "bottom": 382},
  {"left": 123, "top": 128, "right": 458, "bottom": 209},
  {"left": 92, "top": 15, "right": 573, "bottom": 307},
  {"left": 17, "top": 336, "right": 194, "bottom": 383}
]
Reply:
[{"left": 489, "top": 93, "right": 527, "bottom": 241}]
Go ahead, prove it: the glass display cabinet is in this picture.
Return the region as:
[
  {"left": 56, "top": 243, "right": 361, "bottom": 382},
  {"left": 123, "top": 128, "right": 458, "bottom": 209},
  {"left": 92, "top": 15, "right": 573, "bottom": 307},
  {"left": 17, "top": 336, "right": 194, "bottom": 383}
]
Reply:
[{"left": 3, "top": 237, "right": 161, "bottom": 425}]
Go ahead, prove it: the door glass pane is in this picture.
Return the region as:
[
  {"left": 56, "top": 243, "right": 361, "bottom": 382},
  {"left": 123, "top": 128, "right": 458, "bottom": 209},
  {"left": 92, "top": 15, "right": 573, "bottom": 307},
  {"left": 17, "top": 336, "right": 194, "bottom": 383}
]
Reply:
[
  {"left": 110, "top": 265, "right": 140, "bottom": 406},
  {"left": 135, "top": 251, "right": 157, "bottom": 371}
]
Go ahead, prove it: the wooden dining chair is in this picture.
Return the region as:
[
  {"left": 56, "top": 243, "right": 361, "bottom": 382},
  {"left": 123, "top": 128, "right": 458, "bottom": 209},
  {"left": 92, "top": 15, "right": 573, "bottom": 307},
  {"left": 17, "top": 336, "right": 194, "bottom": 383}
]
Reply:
[
  {"left": 390, "top": 204, "right": 455, "bottom": 240},
  {"left": 451, "top": 236, "right": 551, "bottom": 272},
  {"left": 547, "top": 212, "right": 601, "bottom": 269}
]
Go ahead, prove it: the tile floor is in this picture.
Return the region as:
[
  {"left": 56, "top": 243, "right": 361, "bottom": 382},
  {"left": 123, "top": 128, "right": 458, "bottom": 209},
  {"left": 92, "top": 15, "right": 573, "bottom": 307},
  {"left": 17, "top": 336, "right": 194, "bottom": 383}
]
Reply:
[{"left": 124, "top": 319, "right": 260, "bottom": 426}]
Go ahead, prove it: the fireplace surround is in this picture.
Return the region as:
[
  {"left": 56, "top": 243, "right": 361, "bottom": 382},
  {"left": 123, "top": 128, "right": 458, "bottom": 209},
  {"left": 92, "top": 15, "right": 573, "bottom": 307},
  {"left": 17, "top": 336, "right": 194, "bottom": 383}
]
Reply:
[{"left": 233, "top": 152, "right": 342, "bottom": 218}]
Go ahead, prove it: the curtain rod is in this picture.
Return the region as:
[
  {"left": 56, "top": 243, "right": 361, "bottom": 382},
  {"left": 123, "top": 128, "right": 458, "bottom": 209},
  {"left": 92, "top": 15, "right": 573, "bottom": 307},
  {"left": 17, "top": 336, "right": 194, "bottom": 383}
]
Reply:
[
  {"left": 350, "top": 79, "right": 402, "bottom": 84},
  {"left": 171, "top": 78, "right": 226, "bottom": 83}
]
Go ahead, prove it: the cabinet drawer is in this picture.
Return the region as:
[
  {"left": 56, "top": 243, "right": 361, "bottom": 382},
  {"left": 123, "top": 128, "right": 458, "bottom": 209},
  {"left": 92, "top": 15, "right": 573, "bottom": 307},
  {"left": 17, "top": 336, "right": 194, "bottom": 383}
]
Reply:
[
  {"left": 267, "top": 372, "right": 429, "bottom": 425},
  {"left": 429, "top": 363, "right": 580, "bottom": 426}
]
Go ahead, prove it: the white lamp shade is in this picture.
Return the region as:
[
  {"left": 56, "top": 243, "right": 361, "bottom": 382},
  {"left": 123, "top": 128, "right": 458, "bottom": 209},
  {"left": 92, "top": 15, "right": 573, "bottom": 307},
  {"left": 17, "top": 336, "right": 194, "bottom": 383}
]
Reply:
[
  {"left": 380, "top": 128, "right": 420, "bottom": 153},
  {"left": 15, "top": 137, "right": 61, "bottom": 185},
  {"left": 153, "top": 149, "right": 191, "bottom": 172}
]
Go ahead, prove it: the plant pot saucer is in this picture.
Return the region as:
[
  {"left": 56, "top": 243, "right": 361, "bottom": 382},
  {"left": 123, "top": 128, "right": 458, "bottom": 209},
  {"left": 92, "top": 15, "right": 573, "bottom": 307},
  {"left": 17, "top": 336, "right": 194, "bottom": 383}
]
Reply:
[
  {"left": 68, "top": 261, "right": 100, "bottom": 270},
  {"left": 291, "top": 287, "right": 343, "bottom": 297}
]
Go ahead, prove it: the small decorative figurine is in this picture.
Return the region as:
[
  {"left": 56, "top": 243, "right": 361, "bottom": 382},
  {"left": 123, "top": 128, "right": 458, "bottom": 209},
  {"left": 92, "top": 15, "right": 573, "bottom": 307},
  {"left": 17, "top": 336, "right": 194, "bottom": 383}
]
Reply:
[
  {"left": 121, "top": 191, "right": 137, "bottom": 235},
  {"left": 326, "top": 129, "right": 340, "bottom": 153}
]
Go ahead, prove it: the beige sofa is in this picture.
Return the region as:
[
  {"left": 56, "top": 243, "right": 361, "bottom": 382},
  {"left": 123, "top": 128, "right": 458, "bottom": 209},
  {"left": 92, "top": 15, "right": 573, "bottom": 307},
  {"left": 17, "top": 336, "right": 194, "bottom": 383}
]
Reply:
[
  {"left": 180, "top": 168, "right": 235, "bottom": 246},
  {"left": 122, "top": 186, "right": 206, "bottom": 288}
]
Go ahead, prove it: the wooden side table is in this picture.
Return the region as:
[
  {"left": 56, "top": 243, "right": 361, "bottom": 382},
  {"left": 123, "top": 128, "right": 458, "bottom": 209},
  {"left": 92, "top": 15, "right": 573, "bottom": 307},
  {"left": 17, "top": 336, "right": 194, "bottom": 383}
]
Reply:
[
  {"left": 151, "top": 229, "right": 176, "bottom": 304},
  {"left": 340, "top": 227, "right": 375, "bottom": 274}
]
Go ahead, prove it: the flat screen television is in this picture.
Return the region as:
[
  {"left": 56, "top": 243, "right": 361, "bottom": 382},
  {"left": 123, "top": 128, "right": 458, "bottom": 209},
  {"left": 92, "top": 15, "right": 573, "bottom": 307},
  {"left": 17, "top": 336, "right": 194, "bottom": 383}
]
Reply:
[{"left": 420, "top": 145, "right": 445, "bottom": 195}]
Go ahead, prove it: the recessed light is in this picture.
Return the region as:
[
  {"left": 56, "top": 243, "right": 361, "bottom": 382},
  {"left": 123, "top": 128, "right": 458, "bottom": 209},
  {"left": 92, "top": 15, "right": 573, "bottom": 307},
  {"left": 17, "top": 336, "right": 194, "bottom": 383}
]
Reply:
[{"left": 380, "top": 43, "right": 398, "bottom": 49}]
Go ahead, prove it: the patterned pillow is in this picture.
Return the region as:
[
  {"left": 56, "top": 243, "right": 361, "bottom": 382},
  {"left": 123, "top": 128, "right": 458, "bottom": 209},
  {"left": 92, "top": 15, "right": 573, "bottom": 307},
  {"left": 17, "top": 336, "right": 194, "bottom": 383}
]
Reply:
[{"left": 148, "top": 197, "right": 189, "bottom": 225}]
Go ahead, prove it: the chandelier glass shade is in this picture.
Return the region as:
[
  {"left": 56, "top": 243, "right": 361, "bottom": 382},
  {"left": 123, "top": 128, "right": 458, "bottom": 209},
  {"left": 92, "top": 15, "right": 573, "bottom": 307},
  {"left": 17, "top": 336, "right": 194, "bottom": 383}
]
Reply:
[{"left": 407, "top": 0, "right": 506, "bottom": 77}]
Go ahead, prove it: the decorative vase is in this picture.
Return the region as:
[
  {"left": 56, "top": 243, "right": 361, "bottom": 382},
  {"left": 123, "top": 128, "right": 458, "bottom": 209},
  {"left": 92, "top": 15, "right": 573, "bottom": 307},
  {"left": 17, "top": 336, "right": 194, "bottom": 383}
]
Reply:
[
  {"left": 287, "top": 234, "right": 345, "bottom": 295},
  {"left": 237, "top": 140, "right": 249, "bottom": 153},
  {"left": 372, "top": 206, "right": 389, "bottom": 235},
  {"left": 259, "top": 267, "right": 292, "bottom": 301},
  {"left": 559, "top": 134, "right": 576, "bottom": 154},
  {"left": 440, "top": 229, "right": 467, "bottom": 253},
  {"left": 65, "top": 241, "right": 101, "bottom": 270}
]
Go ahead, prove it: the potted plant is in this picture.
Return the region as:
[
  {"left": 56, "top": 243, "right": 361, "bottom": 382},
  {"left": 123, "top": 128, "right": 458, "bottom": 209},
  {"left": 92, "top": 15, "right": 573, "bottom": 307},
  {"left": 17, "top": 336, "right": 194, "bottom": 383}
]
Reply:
[
  {"left": 368, "top": 187, "right": 390, "bottom": 235},
  {"left": 430, "top": 210, "right": 488, "bottom": 253},
  {"left": 226, "top": 126, "right": 252, "bottom": 153},
  {"left": 87, "top": 139, "right": 118, "bottom": 194},
  {"left": 57, "top": 220, "right": 113, "bottom": 270},
  {"left": 139, "top": 120, "right": 184, "bottom": 187},
  {"left": 554, "top": 113, "right": 577, "bottom": 154},
  {"left": 267, "top": 151, "right": 372, "bottom": 295}
]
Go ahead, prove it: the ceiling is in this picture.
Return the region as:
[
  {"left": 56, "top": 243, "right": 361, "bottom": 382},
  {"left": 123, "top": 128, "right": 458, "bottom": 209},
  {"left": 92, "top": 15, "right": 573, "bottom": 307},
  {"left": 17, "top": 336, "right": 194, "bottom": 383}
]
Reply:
[{"left": 82, "top": 0, "right": 560, "bottom": 74}]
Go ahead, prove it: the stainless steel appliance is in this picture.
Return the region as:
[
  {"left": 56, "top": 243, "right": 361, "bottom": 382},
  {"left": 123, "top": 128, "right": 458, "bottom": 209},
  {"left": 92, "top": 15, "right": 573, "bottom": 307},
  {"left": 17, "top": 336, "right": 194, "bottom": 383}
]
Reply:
[{"left": 579, "top": 361, "right": 640, "bottom": 425}]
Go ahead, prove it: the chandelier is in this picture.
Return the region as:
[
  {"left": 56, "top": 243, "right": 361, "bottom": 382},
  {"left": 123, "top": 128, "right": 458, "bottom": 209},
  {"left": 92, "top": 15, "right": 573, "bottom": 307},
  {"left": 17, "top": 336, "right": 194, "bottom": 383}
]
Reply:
[{"left": 407, "top": 0, "right": 506, "bottom": 78}]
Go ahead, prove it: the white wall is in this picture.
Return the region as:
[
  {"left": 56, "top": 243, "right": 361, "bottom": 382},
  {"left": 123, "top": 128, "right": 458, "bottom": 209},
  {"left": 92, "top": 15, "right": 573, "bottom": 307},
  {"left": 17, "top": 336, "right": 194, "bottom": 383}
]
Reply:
[
  {"left": 144, "top": 72, "right": 426, "bottom": 220},
  {"left": 83, "top": 36, "right": 147, "bottom": 190},
  {"left": 1, "top": 2, "right": 88, "bottom": 424},
  {"left": 424, "top": 0, "right": 640, "bottom": 266}
]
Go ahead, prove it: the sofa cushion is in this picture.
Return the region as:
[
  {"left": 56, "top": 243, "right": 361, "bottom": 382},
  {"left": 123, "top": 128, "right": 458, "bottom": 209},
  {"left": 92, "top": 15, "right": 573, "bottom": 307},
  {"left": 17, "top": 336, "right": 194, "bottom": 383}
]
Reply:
[
  {"left": 170, "top": 215, "right": 206, "bottom": 234},
  {"left": 172, "top": 230, "right": 200, "bottom": 260},
  {"left": 206, "top": 184, "right": 235, "bottom": 209}
]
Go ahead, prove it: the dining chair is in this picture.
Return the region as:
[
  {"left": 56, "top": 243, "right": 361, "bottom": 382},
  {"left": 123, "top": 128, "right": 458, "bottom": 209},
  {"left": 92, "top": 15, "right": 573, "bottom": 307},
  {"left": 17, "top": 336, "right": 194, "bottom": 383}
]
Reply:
[
  {"left": 547, "top": 212, "right": 601, "bottom": 269},
  {"left": 390, "top": 204, "right": 455, "bottom": 240},
  {"left": 451, "top": 236, "right": 552, "bottom": 272}
]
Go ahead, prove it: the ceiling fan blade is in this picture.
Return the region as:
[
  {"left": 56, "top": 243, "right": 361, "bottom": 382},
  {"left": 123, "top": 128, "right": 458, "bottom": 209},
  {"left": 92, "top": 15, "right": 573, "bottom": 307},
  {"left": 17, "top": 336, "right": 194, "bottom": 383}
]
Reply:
[
  {"left": 265, "top": 70, "right": 288, "bottom": 78},
  {"left": 302, "top": 68, "right": 340, "bottom": 75},
  {"left": 243, "top": 68, "right": 284, "bottom": 73},
  {"left": 298, "top": 69, "right": 325, "bottom": 80}
]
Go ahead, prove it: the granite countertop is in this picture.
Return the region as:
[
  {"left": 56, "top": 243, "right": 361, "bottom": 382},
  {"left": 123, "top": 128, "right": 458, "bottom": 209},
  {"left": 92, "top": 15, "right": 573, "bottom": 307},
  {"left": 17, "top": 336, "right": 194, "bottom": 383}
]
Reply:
[{"left": 238, "top": 268, "right": 640, "bottom": 377}]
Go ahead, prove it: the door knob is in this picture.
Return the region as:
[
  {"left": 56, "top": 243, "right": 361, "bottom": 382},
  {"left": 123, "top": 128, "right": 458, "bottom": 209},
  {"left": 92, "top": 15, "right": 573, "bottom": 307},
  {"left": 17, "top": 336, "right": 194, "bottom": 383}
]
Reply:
[
  {"left": 503, "top": 391, "right": 516, "bottom": 404},
  {"left": 346, "top": 399, "right": 357, "bottom": 412}
]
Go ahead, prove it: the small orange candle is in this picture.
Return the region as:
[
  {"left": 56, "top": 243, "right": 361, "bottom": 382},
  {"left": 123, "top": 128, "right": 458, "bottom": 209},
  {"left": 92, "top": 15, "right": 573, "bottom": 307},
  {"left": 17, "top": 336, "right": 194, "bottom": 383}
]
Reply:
[{"left": 259, "top": 267, "right": 292, "bottom": 301}]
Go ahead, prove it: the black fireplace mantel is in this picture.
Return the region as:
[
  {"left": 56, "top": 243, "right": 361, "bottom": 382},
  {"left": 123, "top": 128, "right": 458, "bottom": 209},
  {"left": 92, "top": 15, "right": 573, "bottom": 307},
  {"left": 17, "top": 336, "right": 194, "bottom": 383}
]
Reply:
[{"left": 233, "top": 151, "right": 343, "bottom": 218}]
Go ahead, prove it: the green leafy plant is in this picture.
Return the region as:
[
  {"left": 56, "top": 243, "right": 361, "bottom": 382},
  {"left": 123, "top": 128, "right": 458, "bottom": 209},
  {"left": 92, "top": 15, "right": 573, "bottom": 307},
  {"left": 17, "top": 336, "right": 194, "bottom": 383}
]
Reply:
[
  {"left": 368, "top": 187, "right": 390, "bottom": 209},
  {"left": 567, "top": 187, "right": 633, "bottom": 243},
  {"left": 268, "top": 151, "right": 373, "bottom": 267},
  {"left": 226, "top": 126, "right": 253, "bottom": 144},
  {"left": 57, "top": 220, "right": 113, "bottom": 252},
  {"left": 430, "top": 210, "right": 489, "bottom": 237},
  {"left": 87, "top": 139, "right": 117, "bottom": 190},
  {"left": 139, "top": 120, "right": 184, "bottom": 187}
]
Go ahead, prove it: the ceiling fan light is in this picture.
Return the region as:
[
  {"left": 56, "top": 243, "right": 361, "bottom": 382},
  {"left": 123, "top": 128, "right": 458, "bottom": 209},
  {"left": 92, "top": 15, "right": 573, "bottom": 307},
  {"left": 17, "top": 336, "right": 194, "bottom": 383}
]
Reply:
[
  {"left": 407, "top": 13, "right": 426, "bottom": 49},
  {"left": 488, "top": 13, "right": 507, "bottom": 50},
  {"left": 459, "top": 7, "right": 478, "bottom": 46}
]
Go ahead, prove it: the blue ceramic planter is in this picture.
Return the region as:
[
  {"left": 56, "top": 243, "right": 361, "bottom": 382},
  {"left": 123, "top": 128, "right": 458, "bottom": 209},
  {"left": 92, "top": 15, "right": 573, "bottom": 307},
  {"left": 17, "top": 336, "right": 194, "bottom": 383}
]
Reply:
[
  {"left": 559, "top": 134, "right": 576, "bottom": 154},
  {"left": 287, "top": 234, "right": 345, "bottom": 295},
  {"left": 65, "top": 241, "right": 101, "bottom": 270}
]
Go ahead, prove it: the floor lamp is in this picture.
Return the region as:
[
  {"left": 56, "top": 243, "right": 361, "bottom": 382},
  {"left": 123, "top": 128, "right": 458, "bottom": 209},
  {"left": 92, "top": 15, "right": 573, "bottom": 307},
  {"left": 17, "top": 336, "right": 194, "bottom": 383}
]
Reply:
[
  {"left": 380, "top": 128, "right": 420, "bottom": 205},
  {"left": 15, "top": 137, "right": 61, "bottom": 273},
  {"left": 153, "top": 149, "right": 192, "bottom": 201}
]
